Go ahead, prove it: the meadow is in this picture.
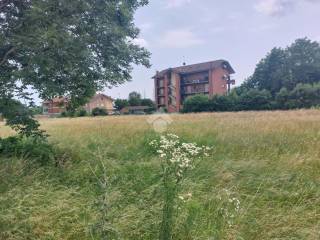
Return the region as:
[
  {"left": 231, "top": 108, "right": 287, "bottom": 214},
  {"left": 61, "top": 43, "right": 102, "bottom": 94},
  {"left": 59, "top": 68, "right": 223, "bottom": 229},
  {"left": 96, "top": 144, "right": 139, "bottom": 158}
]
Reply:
[{"left": 0, "top": 110, "right": 320, "bottom": 240}]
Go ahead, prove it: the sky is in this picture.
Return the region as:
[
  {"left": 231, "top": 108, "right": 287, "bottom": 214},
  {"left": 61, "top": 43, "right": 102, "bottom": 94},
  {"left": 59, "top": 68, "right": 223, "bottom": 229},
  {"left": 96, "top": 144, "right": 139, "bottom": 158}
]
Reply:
[{"left": 106, "top": 0, "right": 320, "bottom": 100}]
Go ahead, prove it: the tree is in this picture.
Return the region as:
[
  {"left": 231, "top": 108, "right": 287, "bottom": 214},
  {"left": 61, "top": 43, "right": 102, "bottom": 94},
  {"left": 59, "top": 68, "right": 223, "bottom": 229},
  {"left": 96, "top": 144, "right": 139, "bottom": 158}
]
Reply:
[
  {"left": 244, "top": 47, "right": 288, "bottom": 95},
  {"left": 114, "top": 99, "right": 129, "bottom": 111},
  {"left": 0, "top": 0, "right": 150, "bottom": 136},
  {"left": 141, "top": 98, "right": 156, "bottom": 113},
  {"left": 284, "top": 38, "right": 320, "bottom": 90},
  {"left": 128, "top": 91, "right": 142, "bottom": 106},
  {"left": 244, "top": 38, "right": 320, "bottom": 95}
]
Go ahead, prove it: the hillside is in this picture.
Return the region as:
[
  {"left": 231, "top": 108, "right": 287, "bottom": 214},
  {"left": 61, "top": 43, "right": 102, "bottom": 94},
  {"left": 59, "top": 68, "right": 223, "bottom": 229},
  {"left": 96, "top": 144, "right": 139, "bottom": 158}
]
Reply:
[{"left": 1, "top": 110, "right": 320, "bottom": 239}]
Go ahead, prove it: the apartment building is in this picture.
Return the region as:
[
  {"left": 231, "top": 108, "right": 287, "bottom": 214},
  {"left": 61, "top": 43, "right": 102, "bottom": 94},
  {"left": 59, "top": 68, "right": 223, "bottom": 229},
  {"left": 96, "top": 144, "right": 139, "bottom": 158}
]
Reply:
[{"left": 153, "top": 60, "right": 235, "bottom": 113}]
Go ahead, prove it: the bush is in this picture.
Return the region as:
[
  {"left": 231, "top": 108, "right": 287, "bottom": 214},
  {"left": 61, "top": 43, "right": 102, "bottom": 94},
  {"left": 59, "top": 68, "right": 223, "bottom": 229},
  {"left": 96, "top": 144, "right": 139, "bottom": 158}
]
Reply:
[
  {"left": 237, "top": 89, "right": 273, "bottom": 111},
  {"left": 0, "top": 136, "right": 55, "bottom": 165},
  {"left": 209, "top": 94, "right": 236, "bottom": 112},
  {"left": 77, "top": 108, "right": 88, "bottom": 117},
  {"left": 92, "top": 107, "right": 108, "bottom": 116},
  {"left": 183, "top": 95, "right": 210, "bottom": 113}
]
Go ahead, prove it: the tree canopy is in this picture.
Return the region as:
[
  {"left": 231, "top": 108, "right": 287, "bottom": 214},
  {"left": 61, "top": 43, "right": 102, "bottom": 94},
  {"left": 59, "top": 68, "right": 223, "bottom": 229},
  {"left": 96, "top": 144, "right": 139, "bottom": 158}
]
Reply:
[
  {"left": 183, "top": 38, "right": 320, "bottom": 113},
  {"left": 243, "top": 38, "right": 320, "bottom": 95},
  {"left": 0, "top": 0, "right": 150, "bottom": 136}
]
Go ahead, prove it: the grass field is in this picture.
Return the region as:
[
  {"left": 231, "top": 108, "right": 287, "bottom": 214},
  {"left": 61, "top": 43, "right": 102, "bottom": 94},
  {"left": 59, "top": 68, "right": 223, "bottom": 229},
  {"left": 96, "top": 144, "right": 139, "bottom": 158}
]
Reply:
[{"left": 0, "top": 110, "right": 320, "bottom": 239}]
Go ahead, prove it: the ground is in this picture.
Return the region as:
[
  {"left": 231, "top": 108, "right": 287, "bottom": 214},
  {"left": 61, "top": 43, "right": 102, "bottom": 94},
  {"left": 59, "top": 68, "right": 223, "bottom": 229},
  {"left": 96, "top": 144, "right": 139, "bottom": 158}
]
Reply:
[{"left": 0, "top": 110, "right": 319, "bottom": 239}]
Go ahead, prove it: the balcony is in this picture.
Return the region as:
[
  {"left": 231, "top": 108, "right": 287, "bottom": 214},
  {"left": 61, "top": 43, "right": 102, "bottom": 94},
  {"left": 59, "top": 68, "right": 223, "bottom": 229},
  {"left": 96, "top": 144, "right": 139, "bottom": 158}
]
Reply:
[
  {"left": 181, "top": 78, "right": 209, "bottom": 86},
  {"left": 181, "top": 90, "right": 209, "bottom": 95}
]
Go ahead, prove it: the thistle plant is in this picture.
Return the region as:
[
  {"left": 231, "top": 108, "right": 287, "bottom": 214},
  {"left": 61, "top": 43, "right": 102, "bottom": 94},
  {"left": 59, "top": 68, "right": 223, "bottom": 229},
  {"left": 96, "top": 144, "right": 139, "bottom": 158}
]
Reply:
[{"left": 150, "top": 134, "right": 211, "bottom": 240}]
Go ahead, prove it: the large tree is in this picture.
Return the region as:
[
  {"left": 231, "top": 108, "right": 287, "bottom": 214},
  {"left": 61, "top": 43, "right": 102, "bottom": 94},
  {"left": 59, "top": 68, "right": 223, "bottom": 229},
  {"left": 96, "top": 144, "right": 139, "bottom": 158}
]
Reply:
[
  {"left": 0, "top": 0, "right": 150, "bottom": 136},
  {"left": 243, "top": 38, "right": 320, "bottom": 95}
]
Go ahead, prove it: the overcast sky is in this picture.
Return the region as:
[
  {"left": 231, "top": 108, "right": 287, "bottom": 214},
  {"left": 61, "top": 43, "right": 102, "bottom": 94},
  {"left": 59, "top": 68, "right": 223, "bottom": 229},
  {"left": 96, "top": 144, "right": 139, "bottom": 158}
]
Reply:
[{"left": 105, "top": 0, "right": 320, "bottom": 100}]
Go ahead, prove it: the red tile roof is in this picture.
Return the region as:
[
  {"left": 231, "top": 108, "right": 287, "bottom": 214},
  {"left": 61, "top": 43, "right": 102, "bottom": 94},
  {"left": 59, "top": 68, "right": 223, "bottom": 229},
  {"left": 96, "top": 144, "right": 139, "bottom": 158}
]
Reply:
[{"left": 153, "top": 60, "right": 235, "bottom": 78}]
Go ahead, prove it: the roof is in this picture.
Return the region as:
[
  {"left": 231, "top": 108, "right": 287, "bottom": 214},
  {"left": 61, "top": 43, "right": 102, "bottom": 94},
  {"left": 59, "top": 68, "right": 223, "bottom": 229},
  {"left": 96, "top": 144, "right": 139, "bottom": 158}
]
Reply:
[
  {"left": 153, "top": 60, "right": 235, "bottom": 78},
  {"left": 43, "top": 97, "right": 68, "bottom": 104},
  {"left": 43, "top": 93, "right": 113, "bottom": 104},
  {"left": 91, "top": 93, "right": 114, "bottom": 101}
]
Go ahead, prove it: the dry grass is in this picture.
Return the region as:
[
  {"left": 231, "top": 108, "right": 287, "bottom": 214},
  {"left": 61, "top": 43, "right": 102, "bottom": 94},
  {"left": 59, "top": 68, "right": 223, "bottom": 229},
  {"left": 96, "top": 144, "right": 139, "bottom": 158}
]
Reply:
[{"left": 1, "top": 110, "right": 320, "bottom": 239}]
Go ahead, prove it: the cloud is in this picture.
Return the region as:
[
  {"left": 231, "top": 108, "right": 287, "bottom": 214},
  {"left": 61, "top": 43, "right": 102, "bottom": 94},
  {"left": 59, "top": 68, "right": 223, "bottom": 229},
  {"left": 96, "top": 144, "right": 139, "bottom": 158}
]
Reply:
[
  {"left": 254, "top": 0, "right": 293, "bottom": 16},
  {"left": 166, "top": 0, "right": 192, "bottom": 8},
  {"left": 159, "top": 29, "right": 204, "bottom": 48},
  {"left": 255, "top": 0, "right": 320, "bottom": 16},
  {"left": 132, "top": 38, "right": 149, "bottom": 48}
]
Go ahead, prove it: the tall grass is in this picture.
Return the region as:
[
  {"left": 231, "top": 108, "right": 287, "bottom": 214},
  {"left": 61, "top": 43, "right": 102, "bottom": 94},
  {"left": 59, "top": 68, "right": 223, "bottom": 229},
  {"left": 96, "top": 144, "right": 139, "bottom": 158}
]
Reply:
[{"left": 0, "top": 110, "right": 320, "bottom": 239}]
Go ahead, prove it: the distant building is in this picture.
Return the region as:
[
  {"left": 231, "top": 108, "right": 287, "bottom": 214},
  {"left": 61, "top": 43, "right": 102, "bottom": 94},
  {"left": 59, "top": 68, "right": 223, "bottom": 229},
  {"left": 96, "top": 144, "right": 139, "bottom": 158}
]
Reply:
[
  {"left": 42, "top": 93, "right": 114, "bottom": 116},
  {"left": 42, "top": 97, "right": 68, "bottom": 116},
  {"left": 153, "top": 60, "right": 235, "bottom": 113},
  {"left": 84, "top": 93, "right": 114, "bottom": 114}
]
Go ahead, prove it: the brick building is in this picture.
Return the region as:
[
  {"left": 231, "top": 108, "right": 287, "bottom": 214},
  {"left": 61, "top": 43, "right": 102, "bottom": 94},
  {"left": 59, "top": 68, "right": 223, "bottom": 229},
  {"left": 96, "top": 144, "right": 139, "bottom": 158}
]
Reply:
[
  {"left": 43, "top": 93, "right": 114, "bottom": 116},
  {"left": 153, "top": 60, "right": 235, "bottom": 113},
  {"left": 42, "top": 97, "right": 68, "bottom": 116},
  {"left": 84, "top": 93, "right": 114, "bottom": 114}
]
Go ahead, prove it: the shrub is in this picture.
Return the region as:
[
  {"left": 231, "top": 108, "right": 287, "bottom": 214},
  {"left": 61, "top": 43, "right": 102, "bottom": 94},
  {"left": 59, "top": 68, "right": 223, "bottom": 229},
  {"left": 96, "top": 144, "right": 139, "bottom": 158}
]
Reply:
[
  {"left": 0, "top": 136, "right": 55, "bottom": 165},
  {"left": 92, "top": 108, "right": 108, "bottom": 116},
  {"left": 77, "top": 108, "right": 88, "bottom": 117},
  {"left": 238, "top": 89, "right": 273, "bottom": 110},
  {"left": 209, "top": 94, "right": 236, "bottom": 112},
  {"left": 183, "top": 95, "right": 210, "bottom": 113}
]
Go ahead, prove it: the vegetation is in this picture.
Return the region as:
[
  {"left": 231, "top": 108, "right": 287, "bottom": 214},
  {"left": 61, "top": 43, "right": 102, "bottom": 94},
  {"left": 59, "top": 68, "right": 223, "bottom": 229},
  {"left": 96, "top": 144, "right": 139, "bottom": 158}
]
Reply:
[
  {"left": 0, "top": 0, "right": 150, "bottom": 136},
  {"left": 1, "top": 110, "right": 319, "bottom": 239},
  {"left": 244, "top": 38, "right": 320, "bottom": 94},
  {"left": 183, "top": 38, "right": 320, "bottom": 113},
  {"left": 115, "top": 91, "right": 156, "bottom": 112},
  {"left": 115, "top": 99, "right": 130, "bottom": 111},
  {"left": 91, "top": 107, "right": 108, "bottom": 117},
  {"left": 183, "top": 82, "right": 320, "bottom": 113},
  {"left": 150, "top": 134, "right": 212, "bottom": 240}
]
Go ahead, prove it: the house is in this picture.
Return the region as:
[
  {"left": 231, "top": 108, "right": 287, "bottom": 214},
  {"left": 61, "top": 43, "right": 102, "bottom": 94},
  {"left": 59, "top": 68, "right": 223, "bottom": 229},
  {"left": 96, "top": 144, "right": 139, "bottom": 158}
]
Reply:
[
  {"left": 42, "top": 97, "right": 68, "bottom": 116},
  {"left": 153, "top": 60, "right": 236, "bottom": 113},
  {"left": 84, "top": 93, "right": 114, "bottom": 114},
  {"left": 42, "top": 93, "right": 114, "bottom": 116},
  {"left": 120, "top": 106, "right": 151, "bottom": 115}
]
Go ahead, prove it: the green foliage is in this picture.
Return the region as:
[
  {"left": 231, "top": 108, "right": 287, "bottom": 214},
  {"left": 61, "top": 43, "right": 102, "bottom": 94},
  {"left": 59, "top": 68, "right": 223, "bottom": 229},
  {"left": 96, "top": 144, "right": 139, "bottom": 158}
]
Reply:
[
  {"left": 149, "top": 134, "right": 211, "bottom": 240},
  {"left": 114, "top": 99, "right": 129, "bottom": 111},
  {"left": 0, "top": 0, "right": 150, "bottom": 136},
  {"left": 209, "top": 94, "right": 237, "bottom": 112},
  {"left": 182, "top": 38, "right": 320, "bottom": 113},
  {"left": 238, "top": 89, "right": 273, "bottom": 111},
  {"left": 0, "top": 136, "right": 55, "bottom": 165},
  {"left": 183, "top": 95, "right": 210, "bottom": 113},
  {"left": 0, "top": 99, "right": 46, "bottom": 138},
  {"left": 141, "top": 98, "right": 156, "bottom": 113},
  {"left": 129, "top": 91, "right": 142, "bottom": 106},
  {"left": 244, "top": 38, "right": 320, "bottom": 94},
  {"left": 275, "top": 83, "right": 320, "bottom": 109},
  {"left": 77, "top": 109, "right": 88, "bottom": 117},
  {"left": 29, "top": 105, "right": 43, "bottom": 115},
  {"left": 116, "top": 95, "right": 155, "bottom": 113},
  {"left": 92, "top": 108, "right": 108, "bottom": 117}
]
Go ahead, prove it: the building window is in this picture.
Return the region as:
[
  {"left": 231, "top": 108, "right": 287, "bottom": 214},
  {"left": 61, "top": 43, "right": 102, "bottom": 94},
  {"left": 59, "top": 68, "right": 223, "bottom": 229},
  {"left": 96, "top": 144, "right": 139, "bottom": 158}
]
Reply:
[
  {"left": 158, "top": 79, "right": 164, "bottom": 88},
  {"left": 158, "top": 88, "right": 164, "bottom": 96}
]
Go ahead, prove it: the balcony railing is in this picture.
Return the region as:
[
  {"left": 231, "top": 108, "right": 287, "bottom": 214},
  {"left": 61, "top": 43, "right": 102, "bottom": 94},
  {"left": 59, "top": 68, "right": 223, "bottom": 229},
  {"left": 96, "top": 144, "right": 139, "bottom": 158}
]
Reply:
[
  {"left": 181, "top": 90, "right": 209, "bottom": 95},
  {"left": 181, "top": 79, "right": 209, "bottom": 85}
]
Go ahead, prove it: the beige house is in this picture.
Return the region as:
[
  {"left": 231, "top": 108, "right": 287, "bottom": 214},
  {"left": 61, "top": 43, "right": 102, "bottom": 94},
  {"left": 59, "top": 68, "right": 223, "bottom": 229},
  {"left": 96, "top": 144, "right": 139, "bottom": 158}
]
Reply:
[{"left": 84, "top": 93, "right": 114, "bottom": 114}]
